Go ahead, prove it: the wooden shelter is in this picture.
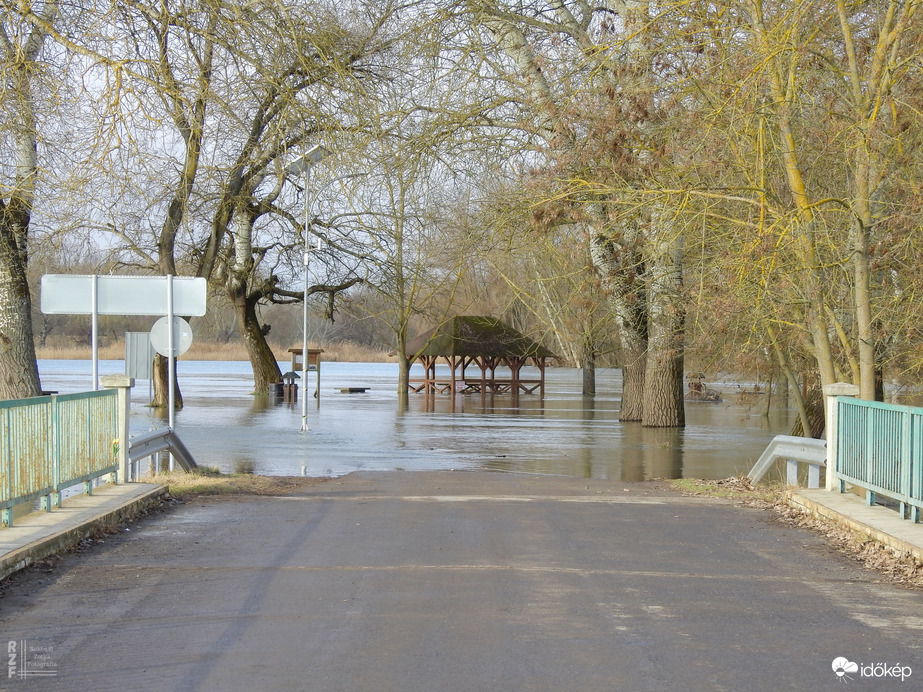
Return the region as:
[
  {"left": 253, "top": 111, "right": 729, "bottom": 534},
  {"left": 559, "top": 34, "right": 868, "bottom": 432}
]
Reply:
[{"left": 407, "top": 316, "right": 555, "bottom": 397}]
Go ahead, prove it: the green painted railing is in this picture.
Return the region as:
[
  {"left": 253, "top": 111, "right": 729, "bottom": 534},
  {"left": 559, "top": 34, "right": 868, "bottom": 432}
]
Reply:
[
  {"left": 1, "top": 390, "right": 118, "bottom": 527},
  {"left": 836, "top": 397, "right": 923, "bottom": 522}
]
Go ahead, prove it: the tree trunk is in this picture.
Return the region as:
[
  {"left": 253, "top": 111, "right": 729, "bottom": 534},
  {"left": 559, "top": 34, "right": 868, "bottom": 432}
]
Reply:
[
  {"left": 396, "top": 320, "right": 412, "bottom": 410},
  {"left": 590, "top": 231, "right": 648, "bottom": 421},
  {"left": 0, "top": 225, "right": 42, "bottom": 399},
  {"left": 641, "top": 232, "right": 685, "bottom": 428},
  {"left": 619, "top": 349, "right": 646, "bottom": 422},
  {"left": 874, "top": 328, "right": 886, "bottom": 402},
  {"left": 790, "top": 378, "right": 825, "bottom": 439},
  {"left": 641, "top": 344, "right": 685, "bottom": 427},
  {"left": 398, "top": 356, "right": 411, "bottom": 411},
  {"left": 581, "top": 342, "right": 596, "bottom": 396},
  {"left": 768, "top": 326, "right": 811, "bottom": 437},
  {"left": 0, "top": 8, "right": 51, "bottom": 400},
  {"left": 234, "top": 293, "right": 282, "bottom": 396},
  {"left": 151, "top": 353, "right": 183, "bottom": 410}
]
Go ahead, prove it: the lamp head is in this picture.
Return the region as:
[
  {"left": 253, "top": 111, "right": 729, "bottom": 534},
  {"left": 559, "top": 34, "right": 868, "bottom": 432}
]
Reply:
[{"left": 285, "top": 145, "right": 332, "bottom": 175}]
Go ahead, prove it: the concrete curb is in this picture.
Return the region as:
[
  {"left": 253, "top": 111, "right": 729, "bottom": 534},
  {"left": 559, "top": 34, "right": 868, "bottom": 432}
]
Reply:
[
  {"left": 786, "top": 488, "right": 923, "bottom": 563},
  {"left": 0, "top": 484, "right": 169, "bottom": 582}
]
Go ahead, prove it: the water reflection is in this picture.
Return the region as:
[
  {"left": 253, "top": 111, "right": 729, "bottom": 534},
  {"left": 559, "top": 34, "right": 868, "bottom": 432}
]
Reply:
[
  {"left": 619, "top": 425, "right": 684, "bottom": 482},
  {"left": 38, "top": 360, "right": 795, "bottom": 481}
]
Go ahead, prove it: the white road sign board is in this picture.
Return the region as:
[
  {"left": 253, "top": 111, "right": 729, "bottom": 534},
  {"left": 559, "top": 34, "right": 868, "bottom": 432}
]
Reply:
[
  {"left": 41, "top": 275, "right": 206, "bottom": 315},
  {"left": 40, "top": 273, "right": 206, "bottom": 417}
]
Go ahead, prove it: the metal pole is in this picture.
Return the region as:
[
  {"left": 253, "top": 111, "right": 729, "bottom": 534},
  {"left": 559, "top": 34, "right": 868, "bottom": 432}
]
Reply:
[
  {"left": 91, "top": 274, "right": 99, "bottom": 391},
  {"left": 301, "top": 165, "right": 311, "bottom": 433},
  {"left": 288, "top": 144, "right": 330, "bottom": 432},
  {"left": 167, "top": 274, "right": 175, "bottom": 470}
]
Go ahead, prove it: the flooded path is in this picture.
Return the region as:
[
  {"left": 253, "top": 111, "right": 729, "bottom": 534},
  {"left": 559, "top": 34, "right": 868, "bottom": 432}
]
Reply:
[{"left": 39, "top": 360, "right": 795, "bottom": 480}]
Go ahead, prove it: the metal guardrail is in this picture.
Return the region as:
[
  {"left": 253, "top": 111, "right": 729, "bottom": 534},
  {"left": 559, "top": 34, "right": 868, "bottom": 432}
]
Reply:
[
  {"left": 128, "top": 428, "right": 198, "bottom": 473},
  {"left": 748, "top": 435, "right": 827, "bottom": 488},
  {"left": 2, "top": 390, "right": 118, "bottom": 527},
  {"left": 836, "top": 397, "right": 922, "bottom": 523}
]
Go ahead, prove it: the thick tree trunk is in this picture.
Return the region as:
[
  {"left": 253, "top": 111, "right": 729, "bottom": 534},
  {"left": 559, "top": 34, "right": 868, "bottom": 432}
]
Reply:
[
  {"left": 581, "top": 342, "right": 596, "bottom": 396},
  {"left": 642, "top": 231, "right": 685, "bottom": 427},
  {"left": 0, "top": 225, "right": 42, "bottom": 399},
  {"left": 592, "top": 222, "right": 686, "bottom": 426},
  {"left": 234, "top": 293, "right": 282, "bottom": 396},
  {"left": 590, "top": 231, "right": 648, "bottom": 421},
  {"left": 0, "top": 11, "right": 50, "bottom": 401},
  {"left": 151, "top": 353, "right": 183, "bottom": 410},
  {"left": 398, "top": 356, "right": 411, "bottom": 411},
  {"left": 641, "top": 339, "right": 685, "bottom": 427},
  {"left": 619, "top": 349, "right": 646, "bottom": 422}
]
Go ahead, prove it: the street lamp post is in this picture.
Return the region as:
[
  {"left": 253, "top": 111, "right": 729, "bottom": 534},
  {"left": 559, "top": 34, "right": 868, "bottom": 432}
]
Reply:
[{"left": 287, "top": 144, "right": 331, "bottom": 432}]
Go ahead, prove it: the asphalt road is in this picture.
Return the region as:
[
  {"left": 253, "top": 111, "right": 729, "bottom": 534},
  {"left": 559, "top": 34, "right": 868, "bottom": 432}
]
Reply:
[{"left": 1, "top": 471, "right": 921, "bottom": 691}]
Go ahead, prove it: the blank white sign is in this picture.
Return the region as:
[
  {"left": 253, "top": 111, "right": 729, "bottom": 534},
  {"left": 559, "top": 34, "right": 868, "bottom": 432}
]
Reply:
[{"left": 41, "top": 275, "right": 207, "bottom": 316}]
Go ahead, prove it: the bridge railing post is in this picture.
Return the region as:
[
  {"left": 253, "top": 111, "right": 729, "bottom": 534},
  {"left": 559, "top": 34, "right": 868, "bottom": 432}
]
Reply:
[
  {"left": 101, "top": 375, "right": 134, "bottom": 483},
  {"left": 822, "top": 383, "right": 859, "bottom": 492}
]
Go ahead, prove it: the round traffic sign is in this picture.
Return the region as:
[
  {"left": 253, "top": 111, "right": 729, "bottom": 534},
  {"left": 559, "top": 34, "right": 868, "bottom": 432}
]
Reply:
[{"left": 149, "top": 316, "right": 193, "bottom": 357}]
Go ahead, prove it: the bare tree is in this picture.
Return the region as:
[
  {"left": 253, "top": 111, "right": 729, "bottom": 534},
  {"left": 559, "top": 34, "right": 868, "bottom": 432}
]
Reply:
[
  {"left": 0, "top": 1, "right": 60, "bottom": 398},
  {"left": 55, "top": 1, "right": 413, "bottom": 396},
  {"left": 195, "top": 1, "right": 411, "bottom": 394},
  {"left": 335, "top": 133, "right": 476, "bottom": 407},
  {"left": 440, "top": 1, "right": 691, "bottom": 425}
]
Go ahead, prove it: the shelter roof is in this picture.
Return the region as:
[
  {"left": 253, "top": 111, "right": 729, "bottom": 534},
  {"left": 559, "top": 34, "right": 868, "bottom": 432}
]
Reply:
[{"left": 408, "top": 316, "right": 555, "bottom": 359}]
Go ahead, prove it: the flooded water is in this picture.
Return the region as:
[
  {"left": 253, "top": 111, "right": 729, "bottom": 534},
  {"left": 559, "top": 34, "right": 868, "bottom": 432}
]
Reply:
[{"left": 38, "top": 360, "right": 795, "bottom": 481}]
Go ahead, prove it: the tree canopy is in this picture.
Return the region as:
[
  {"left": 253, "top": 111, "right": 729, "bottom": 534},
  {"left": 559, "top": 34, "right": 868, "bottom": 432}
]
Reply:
[{"left": 3, "top": 0, "right": 922, "bottom": 430}]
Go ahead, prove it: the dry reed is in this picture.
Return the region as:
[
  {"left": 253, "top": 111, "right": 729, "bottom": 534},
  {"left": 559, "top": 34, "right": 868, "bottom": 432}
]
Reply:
[{"left": 36, "top": 340, "right": 392, "bottom": 363}]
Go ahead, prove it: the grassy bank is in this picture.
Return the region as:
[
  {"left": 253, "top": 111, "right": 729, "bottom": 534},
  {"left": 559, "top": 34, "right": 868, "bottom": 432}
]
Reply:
[
  {"left": 669, "top": 476, "right": 785, "bottom": 506},
  {"left": 140, "top": 469, "right": 330, "bottom": 498}
]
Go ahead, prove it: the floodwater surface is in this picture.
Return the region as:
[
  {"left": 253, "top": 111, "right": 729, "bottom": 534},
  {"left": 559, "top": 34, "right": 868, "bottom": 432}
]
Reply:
[{"left": 38, "top": 360, "right": 795, "bottom": 481}]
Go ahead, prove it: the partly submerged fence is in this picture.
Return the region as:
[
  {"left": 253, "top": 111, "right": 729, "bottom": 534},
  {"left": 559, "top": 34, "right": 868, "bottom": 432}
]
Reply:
[
  {"left": 1, "top": 390, "right": 118, "bottom": 527},
  {"left": 836, "top": 397, "right": 923, "bottom": 523}
]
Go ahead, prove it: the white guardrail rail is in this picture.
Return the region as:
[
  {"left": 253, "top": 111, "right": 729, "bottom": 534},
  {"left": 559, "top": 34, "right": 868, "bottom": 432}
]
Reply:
[
  {"left": 748, "top": 435, "right": 827, "bottom": 488},
  {"left": 128, "top": 428, "right": 198, "bottom": 473}
]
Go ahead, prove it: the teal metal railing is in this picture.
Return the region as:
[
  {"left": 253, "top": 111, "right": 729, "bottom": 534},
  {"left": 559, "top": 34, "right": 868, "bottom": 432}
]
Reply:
[
  {"left": 836, "top": 396, "right": 923, "bottom": 522},
  {"left": 1, "top": 390, "right": 118, "bottom": 527}
]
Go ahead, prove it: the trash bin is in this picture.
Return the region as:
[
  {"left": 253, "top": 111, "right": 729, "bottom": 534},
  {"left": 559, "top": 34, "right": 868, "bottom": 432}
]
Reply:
[
  {"left": 268, "top": 382, "right": 284, "bottom": 402},
  {"left": 281, "top": 371, "right": 300, "bottom": 403}
]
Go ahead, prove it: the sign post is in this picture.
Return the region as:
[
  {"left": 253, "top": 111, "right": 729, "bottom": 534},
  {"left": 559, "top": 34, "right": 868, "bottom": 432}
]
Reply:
[
  {"left": 150, "top": 312, "right": 194, "bottom": 461},
  {"left": 41, "top": 274, "right": 206, "bottom": 390},
  {"left": 42, "top": 274, "right": 206, "bottom": 472},
  {"left": 91, "top": 275, "right": 99, "bottom": 388},
  {"left": 167, "top": 275, "right": 175, "bottom": 428}
]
